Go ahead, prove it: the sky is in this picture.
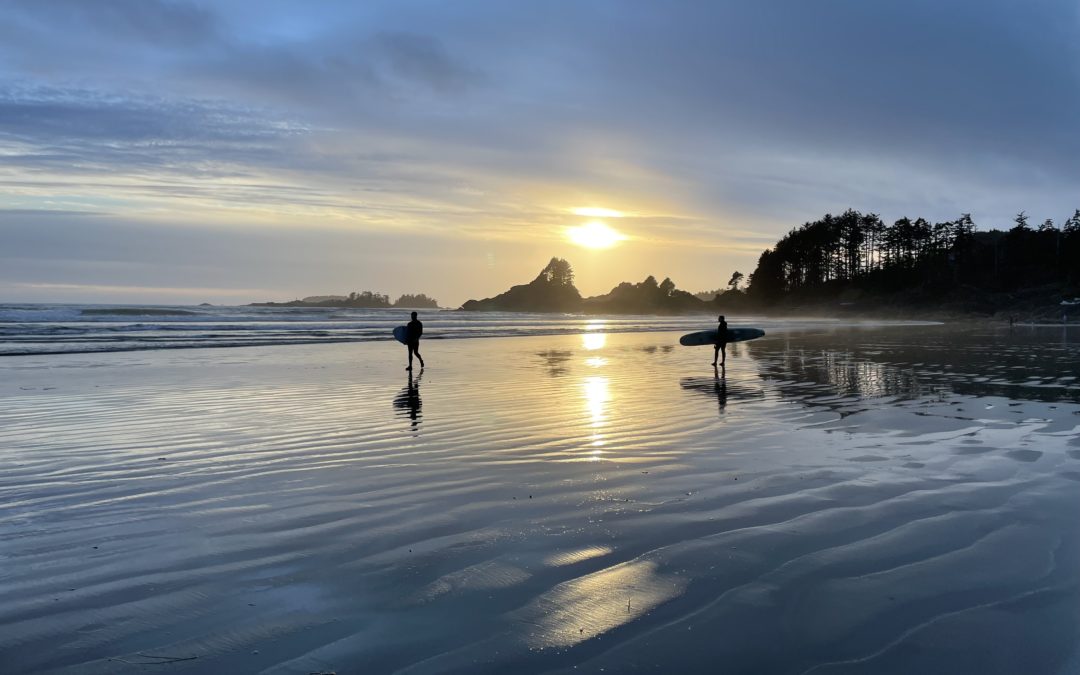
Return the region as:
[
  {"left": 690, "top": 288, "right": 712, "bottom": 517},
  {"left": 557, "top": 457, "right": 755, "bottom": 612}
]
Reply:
[{"left": 2, "top": 0, "right": 1079, "bottom": 306}]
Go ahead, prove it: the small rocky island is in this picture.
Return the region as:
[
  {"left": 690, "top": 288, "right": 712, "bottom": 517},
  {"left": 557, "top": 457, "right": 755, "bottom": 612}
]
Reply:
[
  {"left": 252, "top": 292, "right": 439, "bottom": 309},
  {"left": 461, "top": 258, "right": 739, "bottom": 314}
]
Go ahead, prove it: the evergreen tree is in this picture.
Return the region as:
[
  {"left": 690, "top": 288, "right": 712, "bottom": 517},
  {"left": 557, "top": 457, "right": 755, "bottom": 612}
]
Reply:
[{"left": 537, "top": 258, "right": 575, "bottom": 286}]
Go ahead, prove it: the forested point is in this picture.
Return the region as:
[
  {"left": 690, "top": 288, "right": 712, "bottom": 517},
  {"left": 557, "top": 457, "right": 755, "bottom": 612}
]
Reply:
[
  {"left": 256, "top": 208, "right": 1080, "bottom": 318},
  {"left": 745, "top": 209, "right": 1080, "bottom": 317},
  {"left": 460, "top": 258, "right": 583, "bottom": 312},
  {"left": 392, "top": 293, "right": 440, "bottom": 308},
  {"left": 461, "top": 257, "right": 747, "bottom": 314},
  {"left": 252, "top": 291, "right": 440, "bottom": 309},
  {"left": 461, "top": 209, "right": 1080, "bottom": 319}
]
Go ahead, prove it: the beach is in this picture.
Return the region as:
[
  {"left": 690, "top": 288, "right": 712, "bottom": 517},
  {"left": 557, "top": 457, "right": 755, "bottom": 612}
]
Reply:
[{"left": 3, "top": 323, "right": 1080, "bottom": 673}]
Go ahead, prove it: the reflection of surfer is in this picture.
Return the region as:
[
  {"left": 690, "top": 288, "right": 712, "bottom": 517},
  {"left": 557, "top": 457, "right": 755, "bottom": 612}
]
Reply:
[
  {"left": 711, "top": 366, "right": 727, "bottom": 412},
  {"left": 680, "top": 371, "right": 759, "bottom": 416},
  {"left": 406, "top": 311, "right": 425, "bottom": 371},
  {"left": 712, "top": 315, "right": 728, "bottom": 369},
  {"left": 393, "top": 369, "right": 423, "bottom": 431}
]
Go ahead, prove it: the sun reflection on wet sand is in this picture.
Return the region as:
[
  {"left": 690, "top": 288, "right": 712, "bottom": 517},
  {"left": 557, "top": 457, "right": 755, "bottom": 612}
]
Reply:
[
  {"left": 545, "top": 545, "right": 614, "bottom": 567},
  {"left": 515, "top": 559, "right": 686, "bottom": 648},
  {"left": 583, "top": 376, "right": 610, "bottom": 425},
  {"left": 582, "top": 332, "right": 607, "bottom": 351},
  {"left": 582, "top": 376, "right": 611, "bottom": 457}
]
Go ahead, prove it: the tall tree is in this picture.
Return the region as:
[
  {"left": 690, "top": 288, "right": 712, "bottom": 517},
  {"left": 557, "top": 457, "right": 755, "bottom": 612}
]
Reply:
[{"left": 537, "top": 258, "right": 575, "bottom": 286}]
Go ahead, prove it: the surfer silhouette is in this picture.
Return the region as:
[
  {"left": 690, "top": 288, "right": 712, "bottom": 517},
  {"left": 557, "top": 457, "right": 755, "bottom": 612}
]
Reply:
[
  {"left": 712, "top": 314, "right": 728, "bottom": 369},
  {"left": 406, "top": 311, "right": 425, "bottom": 370}
]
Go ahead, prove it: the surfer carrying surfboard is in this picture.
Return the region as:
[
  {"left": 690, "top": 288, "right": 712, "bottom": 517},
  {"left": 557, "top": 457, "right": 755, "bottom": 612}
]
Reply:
[
  {"left": 712, "top": 315, "right": 728, "bottom": 368},
  {"left": 406, "top": 311, "right": 425, "bottom": 371}
]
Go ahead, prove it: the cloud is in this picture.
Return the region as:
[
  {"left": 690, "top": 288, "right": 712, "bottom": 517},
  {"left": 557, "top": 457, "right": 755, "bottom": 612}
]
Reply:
[
  {"left": 5, "top": 0, "right": 218, "bottom": 46},
  {"left": 0, "top": 86, "right": 322, "bottom": 213},
  {"left": 1, "top": 0, "right": 1079, "bottom": 301},
  {"left": 7, "top": 282, "right": 276, "bottom": 299},
  {"left": 0, "top": 87, "right": 299, "bottom": 145}
]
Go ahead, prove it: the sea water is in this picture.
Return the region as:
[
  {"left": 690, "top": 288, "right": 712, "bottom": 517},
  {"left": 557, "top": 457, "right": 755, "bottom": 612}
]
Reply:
[{"left": 0, "top": 303, "right": 907, "bottom": 356}]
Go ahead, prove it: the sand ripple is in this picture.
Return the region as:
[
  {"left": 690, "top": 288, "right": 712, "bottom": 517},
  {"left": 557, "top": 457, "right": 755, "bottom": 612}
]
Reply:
[{"left": 2, "top": 326, "right": 1079, "bottom": 673}]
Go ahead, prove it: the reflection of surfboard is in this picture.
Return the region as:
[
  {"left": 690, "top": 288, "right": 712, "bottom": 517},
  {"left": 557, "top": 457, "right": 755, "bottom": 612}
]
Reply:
[
  {"left": 393, "top": 326, "right": 408, "bottom": 344},
  {"left": 679, "top": 328, "right": 765, "bottom": 346}
]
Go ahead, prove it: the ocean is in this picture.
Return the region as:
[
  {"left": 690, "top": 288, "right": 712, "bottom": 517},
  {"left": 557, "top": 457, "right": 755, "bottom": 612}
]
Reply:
[{"left": 0, "top": 303, "right": 875, "bottom": 356}]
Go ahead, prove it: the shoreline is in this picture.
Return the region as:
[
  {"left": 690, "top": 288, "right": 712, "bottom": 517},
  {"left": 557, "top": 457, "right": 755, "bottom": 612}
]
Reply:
[
  {"left": 9, "top": 314, "right": 1078, "bottom": 361},
  {"left": 0, "top": 316, "right": 954, "bottom": 359}
]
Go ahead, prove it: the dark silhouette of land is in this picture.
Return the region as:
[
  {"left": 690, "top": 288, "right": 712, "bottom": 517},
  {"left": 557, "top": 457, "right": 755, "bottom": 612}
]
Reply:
[
  {"left": 459, "top": 209, "right": 1080, "bottom": 321},
  {"left": 252, "top": 292, "right": 439, "bottom": 309},
  {"left": 745, "top": 209, "right": 1080, "bottom": 320},
  {"left": 460, "top": 258, "right": 582, "bottom": 312},
  {"left": 461, "top": 257, "right": 746, "bottom": 315},
  {"left": 583, "top": 275, "right": 707, "bottom": 314},
  {"left": 248, "top": 207, "right": 1079, "bottom": 320}
]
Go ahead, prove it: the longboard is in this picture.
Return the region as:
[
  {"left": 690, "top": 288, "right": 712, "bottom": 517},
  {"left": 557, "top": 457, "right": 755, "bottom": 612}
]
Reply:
[
  {"left": 393, "top": 325, "right": 409, "bottom": 344},
  {"left": 679, "top": 327, "right": 765, "bottom": 346}
]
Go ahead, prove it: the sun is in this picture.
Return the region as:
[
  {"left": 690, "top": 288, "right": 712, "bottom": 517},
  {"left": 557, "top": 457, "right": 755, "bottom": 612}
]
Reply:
[{"left": 567, "top": 221, "right": 626, "bottom": 249}]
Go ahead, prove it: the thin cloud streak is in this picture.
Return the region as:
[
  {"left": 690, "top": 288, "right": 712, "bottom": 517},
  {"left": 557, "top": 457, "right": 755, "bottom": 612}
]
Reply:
[{"left": 9, "top": 282, "right": 278, "bottom": 298}]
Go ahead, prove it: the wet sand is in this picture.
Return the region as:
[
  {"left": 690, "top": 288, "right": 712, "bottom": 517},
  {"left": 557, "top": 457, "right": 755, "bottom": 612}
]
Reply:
[{"left": 2, "top": 324, "right": 1079, "bottom": 673}]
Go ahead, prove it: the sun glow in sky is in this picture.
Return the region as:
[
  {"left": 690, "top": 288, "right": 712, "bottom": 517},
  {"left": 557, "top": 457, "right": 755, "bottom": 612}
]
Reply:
[
  {"left": 567, "top": 221, "right": 627, "bottom": 250},
  {"left": 572, "top": 207, "right": 625, "bottom": 218}
]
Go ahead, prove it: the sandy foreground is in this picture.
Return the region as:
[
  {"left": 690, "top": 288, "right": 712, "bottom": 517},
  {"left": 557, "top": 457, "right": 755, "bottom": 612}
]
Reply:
[{"left": 2, "top": 326, "right": 1080, "bottom": 674}]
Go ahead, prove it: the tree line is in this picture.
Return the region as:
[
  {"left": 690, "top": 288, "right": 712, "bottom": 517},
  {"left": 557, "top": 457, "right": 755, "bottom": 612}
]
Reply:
[
  {"left": 746, "top": 209, "right": 1080, "bottom": 300},
  {"left": 254, "top": 291, "right": 439, "bottom": 308},
  {"left": 336, "top": 292, "right": 440, "bottom": 308}
]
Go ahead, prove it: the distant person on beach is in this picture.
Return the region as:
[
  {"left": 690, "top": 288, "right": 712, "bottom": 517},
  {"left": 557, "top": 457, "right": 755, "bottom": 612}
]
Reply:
[
  {"left": 712, "top": 314, "right": 728, "bottom": 369},
  {"left": 406, "top": 311, "right": 425, "bottom": 370}
]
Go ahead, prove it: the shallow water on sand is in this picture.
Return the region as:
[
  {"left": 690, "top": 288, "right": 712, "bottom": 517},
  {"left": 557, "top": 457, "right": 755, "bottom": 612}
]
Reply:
[{"left": 2, "top": 324, "right": 1079, "bottom": 673}]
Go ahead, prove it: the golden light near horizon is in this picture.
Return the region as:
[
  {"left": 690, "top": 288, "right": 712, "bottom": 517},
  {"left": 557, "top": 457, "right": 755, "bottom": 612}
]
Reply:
[
  {"left": 572, "top": 207, "right": 625, "bottom": 218},
  {"left": 567, "top": 221, "right": 627, "bottom": 249}
]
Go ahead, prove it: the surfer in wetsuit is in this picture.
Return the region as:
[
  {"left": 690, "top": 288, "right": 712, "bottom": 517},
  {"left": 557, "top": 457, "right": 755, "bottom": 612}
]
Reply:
[
  {"left": 712, "top": 314, "right": 728, "bottom": 369},
  {"left": 406, "top": 311, "right": 425, "bottom": 371}
]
